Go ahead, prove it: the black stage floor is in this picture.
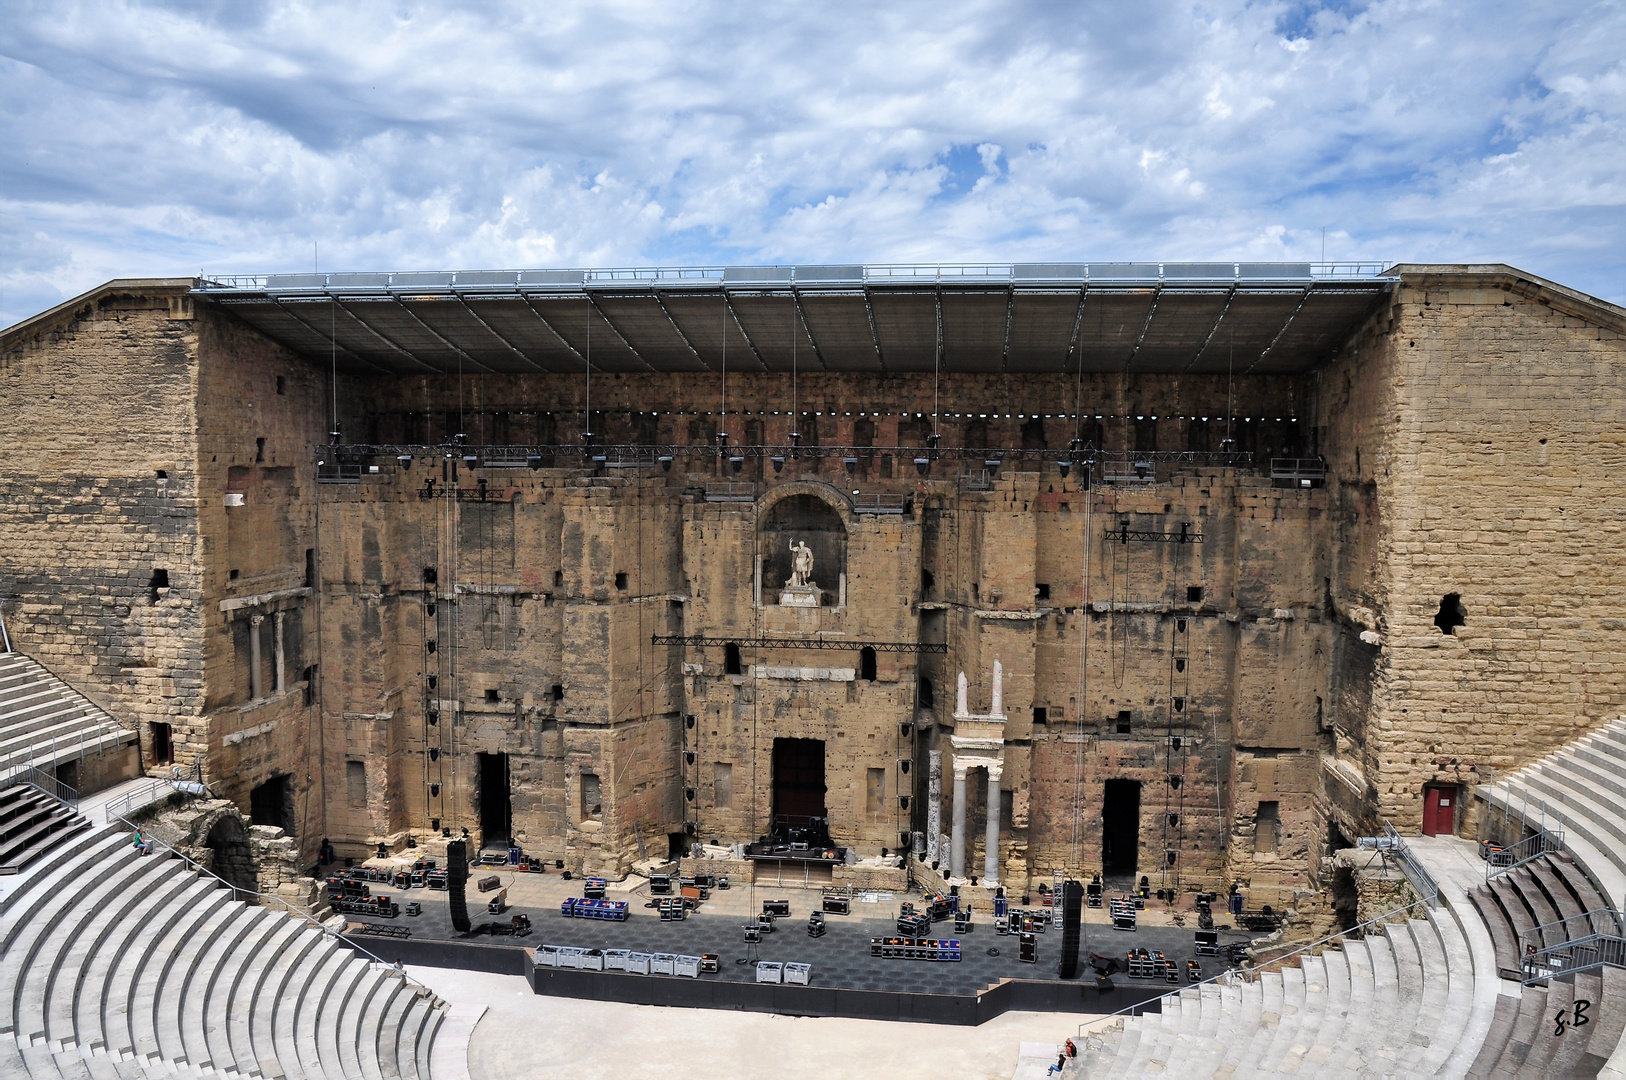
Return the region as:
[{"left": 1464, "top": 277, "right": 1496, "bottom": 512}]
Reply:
[{"left": 346, "top": 887, "right": 1257, "bottom": 1002}]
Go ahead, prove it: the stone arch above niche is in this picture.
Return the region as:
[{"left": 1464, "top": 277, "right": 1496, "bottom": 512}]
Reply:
[{"left": 758, "top": 482, "right": 849, "bottom": 608}]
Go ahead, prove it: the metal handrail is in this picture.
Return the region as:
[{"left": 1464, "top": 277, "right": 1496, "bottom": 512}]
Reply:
[
  {"left": 1485, "top": 828, "right": 1565, "bottom": 880},
  {"left": 1075, "top": 895, "right": 1435, "bottom": 1036},
  {"left": 4, "top": 764, "right": 79, "bottom": 807},
  {"left": 1519, "top": 907, "right": 1626, "bottom": 956},
  {"left": 1523, "top": 929, "right": 1626, "bottom": 984},
  {"left": 106, "top": 810, "right": 432, "bottom": 993},
  {"left": 1384, "top": 820, "right": 1441, "bottom": 906}
]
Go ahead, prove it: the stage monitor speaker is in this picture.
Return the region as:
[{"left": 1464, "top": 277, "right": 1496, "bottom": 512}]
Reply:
[
  {"left": 1057, "top": 878, "right": 1084, "bottom": 979},
  {"left": 447, "top": 839, "right": 472, "bottom": 933}
]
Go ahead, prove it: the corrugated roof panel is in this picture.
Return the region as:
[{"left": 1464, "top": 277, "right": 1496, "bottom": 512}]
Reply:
[
  {"left": 941, "top": 292, "right": 1008, "bottom": 373},
  {"left": 797, "top": 294, "right": 880, "bottom": 370},
  {"left": 870, "top": 292, "right": 938, "bottom": 371}
]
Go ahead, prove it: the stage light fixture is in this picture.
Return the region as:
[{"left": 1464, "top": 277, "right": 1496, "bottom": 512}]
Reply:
[
  {"left": 659, "top": 456, "right": 674, "bottom": 471},
  {"left": 914, "top": 457, "right": 929, "bottom": 475},
  {"left": 731, "top": 456, "right": 744, "bottom": 473},
  {"left": 1057, "top": 460, "right": 1071, "bottom": 478},
  {"left": 771, "top": 456, "right": 785, "bottom": 473},
  {"left": 397, "top": 455, "right": 413, "bottom": 467},
  {"left": 843, "top": 457, "right": 858, "bottom": 474},
  {"left": 526, "top": 455, "right": 543, "bottom": 470}
]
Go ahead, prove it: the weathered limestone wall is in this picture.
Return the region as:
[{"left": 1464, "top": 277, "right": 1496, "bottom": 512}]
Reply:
[
  {"left": 1315, "top": 268, "right": 1626, "bottom": 830},
  {"left": 0, "top": 283, "right": 202, "bottom": 763}
]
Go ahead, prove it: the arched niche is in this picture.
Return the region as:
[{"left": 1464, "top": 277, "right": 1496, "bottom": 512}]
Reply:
[{"left": 759, "top": 485, "right": 848, "bottom": 607}]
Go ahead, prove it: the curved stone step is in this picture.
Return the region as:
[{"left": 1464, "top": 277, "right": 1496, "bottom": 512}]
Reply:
[
  {"left": 251, "top": 920, "right": 328, "bottom": 1074},
  {"left": 175, "top": 902, "right": 266, "bottom": 1069}
]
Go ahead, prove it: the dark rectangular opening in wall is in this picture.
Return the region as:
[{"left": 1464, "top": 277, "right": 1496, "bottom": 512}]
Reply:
[
  {"left": 1255, "top": 801, "right": 1281, "bottom": 853},
  {"left": 484, "top": 688, "right": 499, "bottom": 703},
  {"left": 150, "top": 722, "right": 173, "bottom": 766},
  {"left": 551, "top": 684, "right": 564, "bottom": 702},
  {"left": 724, "top": 643, "right": 742, "bottom": 676},
  {"left": 615, "top": 572, "right": 628, "bottom": 590},
  {"left": 1102, "top": 778, "right": 1140, "bottom": 875},
  {"left": 148, "top": 568, "right": 169, "bottom": 603},
  {"left": 1116, "top": 710, "right": 1132, "bottom": 735},
  {"left": 860, "top": 647, "right": 877, "bottom": 682},
  {"left": 276, "top": 375, "right": 286, "bottom": 395},
  {"left": 1187, "top": 586, "right": 1204, "bottom": 604},
  {"left": 477, "top": 752, "right": 512, "bottom": 848},
  {"left": 255, "top": 437, "right": 266, "bottom": 463},
  {"left": 772, "top": 737, "right": 826, "bottom": 830},
  {"left": 305, "top": 549, "right": 315, "bottom": 589},
  {"left": 250, "top": 774, "right": 295, "bottom": 835},
  {"left": 1033, "top": 707, "right": 1048, "bottom": 725},
  {"left": 1035, "top": 583, "right": 1050, "bottom": 601}
]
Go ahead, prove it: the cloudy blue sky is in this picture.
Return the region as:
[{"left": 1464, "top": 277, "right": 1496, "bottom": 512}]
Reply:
[{"left": 3, "top": 0, "right": 1624, "bottom": 328}]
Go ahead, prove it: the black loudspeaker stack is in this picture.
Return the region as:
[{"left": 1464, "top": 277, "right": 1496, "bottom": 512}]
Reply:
[
  {"left": 1057, "top": 879, "right": 1084, "bottom": 979},
  {"left": 447, "top": 839, "right": 472, "bottom": 933}
]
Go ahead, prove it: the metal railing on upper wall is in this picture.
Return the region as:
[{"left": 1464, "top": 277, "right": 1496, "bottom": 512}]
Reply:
[
  {"left": 197, "top": 261, "right": 1396, "bottom": 293},
  {"left": 1355, "top": 822, "right": 1440, "bottom": 907}
]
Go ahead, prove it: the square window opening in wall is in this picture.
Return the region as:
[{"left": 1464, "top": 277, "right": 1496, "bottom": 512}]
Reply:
[
  {"left": 1187, "top": 585, "right": 1204, "bottom": 604},
  {"left": 551, "top": 684, "right": 564, "bottom": 702},
  {"left": 255, "top": 437, "right": 266, "bottom": 463},
  {"left": 1255, "top": 800, "right": 1281, "bottom": 853},
  {"left": 1116, "top": 710, "right": 1132, "bottom": 734},
  {"left": 1036, "top": 583, "right": 1050, "bottom": 601},
  {"left": 615, "top": 572, "right": 628, "bottom": 590},
  {"left": 155, "top": 469, "right": 167, "bottom": 480},
  {"left": 554, "top": 570, "right": 564, "bottom": 587},
  {"left": 484, "top": 689, "right": 499, "bottom": 703},
  {"left": 229, "top": 569, "right": 239, "bottom": 581},
  {"left": 1033, "top": 707, "right": 1048, "bottom": 725},
  {"left": 276, "top": 375, "right": 286, "bottom": 395}
]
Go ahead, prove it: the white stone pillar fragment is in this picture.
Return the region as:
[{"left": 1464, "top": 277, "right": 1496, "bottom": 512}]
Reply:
[
  {"left": 926, "top": 750, "right": 943, "bottom": 863},
  {"left": 273, "top": 610, "right": 286, "bottom": 694},
  {"left": 990, "top": 659, "right": 1003, "bottom": 716},
  {"left": 951, "top": 761, "right": 968, "bottom": 880},
  {"left": 248, "top": 614, "right": 264, "bottom": 700},
  {"left": 956, "top": 671, "right": 968, "bottom": 716},
  {"left": 984, "top": 764, "right": 1003, "bottom": 886}
]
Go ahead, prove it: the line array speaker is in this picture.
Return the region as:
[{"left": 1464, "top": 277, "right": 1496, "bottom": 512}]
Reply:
[{"left": 1057, "top": 878, "right": 1084, "bottom": 979}]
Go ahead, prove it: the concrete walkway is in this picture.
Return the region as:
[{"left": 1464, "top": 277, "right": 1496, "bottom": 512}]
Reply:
[{"left": 407, "top": 964, "right": 1097, "bottom": 1080}]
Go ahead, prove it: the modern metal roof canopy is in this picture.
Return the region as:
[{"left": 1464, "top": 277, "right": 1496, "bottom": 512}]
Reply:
[{"left": 193, "top": 262, "right": 1395, "bottom": 377}]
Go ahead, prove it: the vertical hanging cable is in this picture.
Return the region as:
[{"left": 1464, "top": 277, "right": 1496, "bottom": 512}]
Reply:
[
  {"left": 720, "top": 292, "right": 728, "bottom": 454},
  {"left": 329, "top": 296, "right": 339, "bottom": 441},
  {"left": 584, "top": 307, "right": 592, "bottom": 445}
]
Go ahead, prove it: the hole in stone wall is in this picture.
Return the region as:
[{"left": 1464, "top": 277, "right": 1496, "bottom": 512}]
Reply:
[
  {"left": 423, "top": 567, "right": 438, "bottom": 585},
  {"left": 1187, "top": 585, "right": 1204, "bottom": 603},
  {"left": 724, "top": 643, "right": 743, "bottom": 676},
  {"left": 580, "top": 772, "right": 602, "bottom": 820},
  {"left": 615, "top": 572, "right": 628, "bottom": 590},
  {"left": 1254, "top": 800, "right": 1280, "bottom": 853},
  {"left": 922, "top": 568, "right": 935, "bottom": 593},
  {"left": 860, "top": 647, "right": 877, "bottom": 682},
  {"left": 276, "top": 375, "right": 286, "bottom": 395},
  {"left": 1116, "top": 710, "right": 1132, "bottom": 734},
  {"left": 554, "top": 570, "right": 564, "bottom": 587},
  {"left": 303, "top": 665, "right": 316, "bottom": 705},
  {"left": 205, "top": 815, "right": 257, "bottom": 899},
  {"left": 148, "top": 568, "right": 169, "bottom": 603},
  {"left": 250, "top": 774, "right": 296, "bottom": 834},
  {"left": 255, "top": 437, "right": 266, "bottom": 463},
  {"left": 229, "top": 569, "right": 239, "bottom": 581},
  {"left": 484, "top": 689, "right": 499, "bottom": 703},
  {"left": 551, "top": 684, "right": 564, "bottom": 701},
  {"left": 156, "top": 469, "right": 167, "bottom": 479},
  {"left": 1434, "top": 593, "right": 1465, "bottom": 634},
  {"left": 1035, "top": 583, "right": 1050, "bottom": 601},
  {"left": 305, "top": 549, "right": 315, "bottom": 589},
  {"left": 1033, "top": 707, "right": 1048, "bottom": 725},
  {"left": 917, "top": 678, "right": 934, "bottom": 710}
]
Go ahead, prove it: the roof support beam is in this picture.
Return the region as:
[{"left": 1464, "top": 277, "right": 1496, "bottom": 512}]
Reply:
[
  {"left": 1000, "top": 286, "right": 1016, "bottom": 373},
  {"left": 390, "top": 297, "right": 496, "bottom": 374},
  {"left": 721, "top": 291, "right": 767, "bottom": 370},
  {"left": 1063, "top": 286, "right": 1088, "bottom": 371},
  {"left": 1245, "top": 287, "right": 1312, "bottom": 374},
  {"left": 268, "top": 298, "right": 397, "bottom": 376},
  {"left": 647, "top": 290, "right": 708, "bottom": 369},
  {"left": 516, "top": 294, "right": 593, "bottom": 371},
  {"left": 860, "top": 287, "right": 887, "bottom": 371},
  {"left": 454, "top": 295, "right": 546, "bottom": 372},
  {"left": 584, "top": 293, "right": 656, "bottom": 372},
  {"left": 1122, "top": 285, "right": 1163, "bottom": 371},
  {"left": 790, "top": 288, "right": 829, "bottom": 371},
  {"left": 328, "top": 297, "right": 440, "bottom": 374},
  {"left": 1185, "top": 284, "right": 1239, "bottom": 373}
]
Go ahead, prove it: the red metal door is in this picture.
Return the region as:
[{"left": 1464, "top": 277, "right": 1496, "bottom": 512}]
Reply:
[
  {"left": 1423, "top": 786, "right": 1441, "bottom": 836},
  {"left": 1437, "top": 788, "right": 1455, "bottom": 835}
]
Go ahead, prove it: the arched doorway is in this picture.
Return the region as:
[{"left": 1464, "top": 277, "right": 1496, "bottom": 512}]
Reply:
[{"left": 205, "top": 814, "right": 258, "bottom": 899}]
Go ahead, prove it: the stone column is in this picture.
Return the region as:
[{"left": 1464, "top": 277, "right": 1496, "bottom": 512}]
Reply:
[
  {"left": 926, "top": 750, "right": 942, "bottom": 863},
  {"left": 990, "top": 659, "right": 1003, "bottom": 716},
  {"left": 273, "top": 610, "right": 286, "bottom": 694},
  {"left": 951, "top": 761, "right": 968, "bottom": 880},
  {"left": 956, "top": 671, "right": 968, "bottom": 715},
  {"left": 248, "top": 614, "right": 264, "bottom": 700},
  {"left": 984, "top": 764, "right": 1003, "bottom": 886}
]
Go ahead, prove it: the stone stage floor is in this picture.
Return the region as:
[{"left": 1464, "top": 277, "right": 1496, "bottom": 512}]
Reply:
[{"left": 343, "top": 866, "right": 1259, "bottom": 1000}]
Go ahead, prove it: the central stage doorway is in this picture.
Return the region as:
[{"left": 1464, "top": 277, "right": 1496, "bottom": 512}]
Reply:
[
  {"left": 477, "top": 752, "right": 511, "bottom": 848},
  {"left": 1102, "top": 778, "right": 1141, "bottom": 876},
  {"left": 772, "top": 737, "right": 826, "bottom": 836}
]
